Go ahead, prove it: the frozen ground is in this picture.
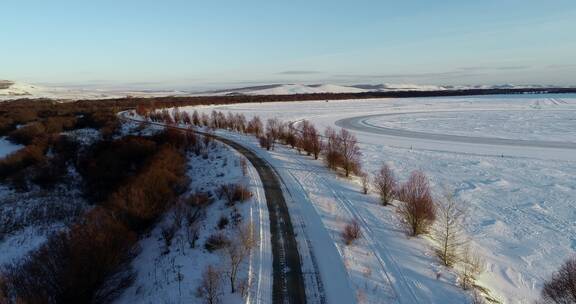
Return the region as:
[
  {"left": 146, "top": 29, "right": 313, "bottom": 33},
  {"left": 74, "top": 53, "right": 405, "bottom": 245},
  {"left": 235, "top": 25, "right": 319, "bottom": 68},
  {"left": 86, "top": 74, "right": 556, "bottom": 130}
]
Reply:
[{"left": 181, "top": 93, "right": 576, "bottom": 303}]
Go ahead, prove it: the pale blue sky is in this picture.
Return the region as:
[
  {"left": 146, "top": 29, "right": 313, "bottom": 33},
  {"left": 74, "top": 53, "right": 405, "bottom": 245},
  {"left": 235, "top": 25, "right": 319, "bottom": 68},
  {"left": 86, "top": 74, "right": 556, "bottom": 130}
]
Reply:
[{"left": 2, "top": 0, "right": 576, "bottom": 89}]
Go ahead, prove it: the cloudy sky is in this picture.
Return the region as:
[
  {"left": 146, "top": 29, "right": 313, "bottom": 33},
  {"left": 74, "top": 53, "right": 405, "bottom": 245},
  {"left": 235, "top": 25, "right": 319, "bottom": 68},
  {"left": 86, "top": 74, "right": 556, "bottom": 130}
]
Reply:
[{"left": 3, "top": 0, "right": 576, "bottom": 89}]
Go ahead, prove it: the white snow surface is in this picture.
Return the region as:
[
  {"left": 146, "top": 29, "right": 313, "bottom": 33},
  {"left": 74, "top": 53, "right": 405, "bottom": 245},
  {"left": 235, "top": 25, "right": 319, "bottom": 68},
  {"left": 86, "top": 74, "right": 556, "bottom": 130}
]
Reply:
[{"left": 181, "top": 93, "right": 576, "bottom": 303}]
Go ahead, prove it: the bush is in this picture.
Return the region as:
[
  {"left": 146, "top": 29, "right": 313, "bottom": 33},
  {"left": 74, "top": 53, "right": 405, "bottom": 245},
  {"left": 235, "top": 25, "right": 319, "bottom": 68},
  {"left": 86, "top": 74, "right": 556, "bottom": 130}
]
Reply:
[
  {"left": 217, "top": 216, "right": 229, "bottom": 230},
  {"left": 161, "top": 224, "right": 177, "bottom": 254},
  {"left": 342, "top": 220, "right": 361, "bottom": 245},
  {"left": 217, "top": 184, "right": 252, "bottom": 206},
  {"left": 188, "top": 191, "right": 213, "bottom": 207},
  {"left": 204, "top": 233, "right": 230, "bottom": 252},
  {"left": 541, "top": 256, "right": 576, "bottom": 304},
  {"left": 258, "top": 134, "right": 273, "bottom": 151},
  {"left": 397, "top": 170, "right": 436, "bottom": 236}
]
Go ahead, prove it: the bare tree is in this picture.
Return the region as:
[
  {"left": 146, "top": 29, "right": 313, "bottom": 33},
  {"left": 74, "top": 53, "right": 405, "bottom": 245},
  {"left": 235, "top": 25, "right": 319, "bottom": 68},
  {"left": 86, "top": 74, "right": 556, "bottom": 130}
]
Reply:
[
  {"left": 373, "top": 163, "right": 396, "bottom": 205},
  {"left": 338, "top": 129, "right": 361, "bottom": 177},
  {"left": 222, "top": 223, "right": 255, "bottom": 293},
  {"left": 397, "top": 170, "right": 436, "bottom": 236},
  {"left": 541, "top": 256, "right": 576, "bottom": 304},
  {"left": 196, "top": 265, "right": 224, "bottom": 304},
  {"left": 432, "top": 190, "right": 468, "bottom": 267}
]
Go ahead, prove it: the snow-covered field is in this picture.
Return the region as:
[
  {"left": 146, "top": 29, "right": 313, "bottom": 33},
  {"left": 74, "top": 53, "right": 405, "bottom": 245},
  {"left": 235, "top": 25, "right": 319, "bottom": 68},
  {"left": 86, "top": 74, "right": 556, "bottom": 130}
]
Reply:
[{"left": 181, "top": 93, "right": 576, "bottom": 303}]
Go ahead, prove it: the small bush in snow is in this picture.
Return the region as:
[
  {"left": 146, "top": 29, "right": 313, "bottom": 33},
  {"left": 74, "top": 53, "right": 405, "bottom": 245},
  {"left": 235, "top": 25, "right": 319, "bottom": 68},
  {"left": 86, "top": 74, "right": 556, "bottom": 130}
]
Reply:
[
  {"left": 161, "top": 224, "right": 177, "bottom": 254},
  {"left": 342, "top": 220, "right": 362, "bottom": 245},
  {"left": 240, "top": 157, "right": 248, "bottom": 176},
  {"left": 204, "top": 233, "right": 230, "bottom": 252},
  {"left": 258, "top": 134, "right": 273, "bottom": 151},
  {"left": 359, "top": 171, "right": 370, "bottom": 194},
  {"left": 217, "top": 216, "right": 229, "bottom": 230}
]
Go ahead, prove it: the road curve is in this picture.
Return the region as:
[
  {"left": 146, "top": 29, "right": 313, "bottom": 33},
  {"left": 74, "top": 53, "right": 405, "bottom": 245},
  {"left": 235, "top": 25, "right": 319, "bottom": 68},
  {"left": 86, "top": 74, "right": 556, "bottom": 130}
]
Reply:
[
  {"left": 335, "top": 112, "right": 576, "bottom": 150},
  {"left": 121, "top": 116, "right": 307, "bottom": 304}
]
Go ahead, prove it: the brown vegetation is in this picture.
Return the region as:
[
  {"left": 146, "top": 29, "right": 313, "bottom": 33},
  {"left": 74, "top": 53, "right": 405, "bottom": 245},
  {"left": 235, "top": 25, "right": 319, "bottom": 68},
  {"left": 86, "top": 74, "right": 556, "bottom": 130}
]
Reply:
[{"left": 541, "top": 256, "right": 576, "bottom": 304}]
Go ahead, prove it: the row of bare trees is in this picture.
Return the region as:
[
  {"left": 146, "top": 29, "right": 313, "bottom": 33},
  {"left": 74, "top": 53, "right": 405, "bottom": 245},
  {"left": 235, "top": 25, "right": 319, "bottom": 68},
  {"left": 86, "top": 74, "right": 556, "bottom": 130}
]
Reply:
[{"left": 146, "top": 108, "right": 363, "bottom": 180}]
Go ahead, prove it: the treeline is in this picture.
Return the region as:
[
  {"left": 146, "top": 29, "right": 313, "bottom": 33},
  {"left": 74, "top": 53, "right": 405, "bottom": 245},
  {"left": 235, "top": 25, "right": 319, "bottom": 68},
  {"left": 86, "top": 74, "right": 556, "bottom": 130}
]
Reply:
[{"left": 0, "top": 129, "right": 194, "bottom": 303}]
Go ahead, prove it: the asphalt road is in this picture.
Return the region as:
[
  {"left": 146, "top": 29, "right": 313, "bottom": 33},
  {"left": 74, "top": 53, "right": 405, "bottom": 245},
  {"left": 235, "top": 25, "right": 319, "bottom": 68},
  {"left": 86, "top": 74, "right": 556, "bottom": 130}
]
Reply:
[{"left": 335, "top": 112, "right": 576, "bottom": 150}]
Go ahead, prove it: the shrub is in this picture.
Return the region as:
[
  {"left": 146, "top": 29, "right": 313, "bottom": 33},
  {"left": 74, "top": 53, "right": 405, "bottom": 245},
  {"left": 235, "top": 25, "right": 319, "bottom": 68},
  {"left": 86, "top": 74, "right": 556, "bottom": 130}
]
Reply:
[
  {"left": 204, "top": 233, "right": 230, "bottom": 252},
  {"left": 258, "top": 134, "right": 273, "bottom": 151},
  {"left": 188, "top": 191, "right": 213, "bottom": 207},
  {"left": 246, "top": 116, "right": 263, "bottom": 137},
  {"left": 161, "top": 224, "right": 177, "bottom": 254},
  {"left": 217, "top": 216, "right": 229, "bottom": 230},
  {"left": 397, "top": 170, "right": 436, "bottom": 236},
  {"left": 342, "top": 220, "right": 361, "bottom": 245},
  {"left": 359, "top": 171, "right": 369, "bottom": 194},
  {"left": 217, "top": 184, "right": 252, "bottom": 205},
  {"left": 541, "top": 256, "right": 576, "bottom": 304}
]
